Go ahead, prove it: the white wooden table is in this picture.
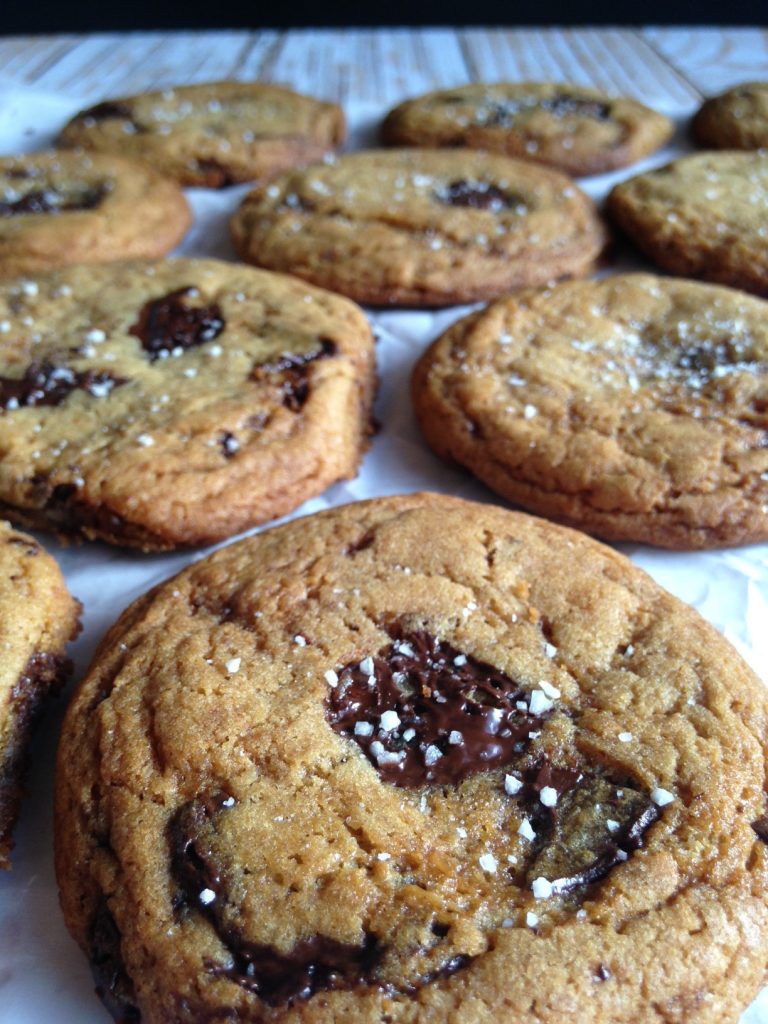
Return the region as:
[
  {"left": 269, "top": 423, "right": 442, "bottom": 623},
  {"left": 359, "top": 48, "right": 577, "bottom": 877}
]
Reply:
[
  {"left": 0, "top": 26, "right": 767, "bottom": 1024},
  {"left": 0, "top": 26, "right": 767, "bottom": 106}
]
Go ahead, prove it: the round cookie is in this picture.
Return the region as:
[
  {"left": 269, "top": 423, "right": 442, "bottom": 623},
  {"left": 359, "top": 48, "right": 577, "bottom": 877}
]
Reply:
[
  {"left": 692, "top": 82, "right": 768, "bottom": 149},
  {"left": 0, "top": 150, "right": 191, "bottom": 278},
  {"left": 412, "top": 275, "right": 768, "bottom": 549},
  {"left": 55, "top": 493, "right": 768, "bottom": 1023},
  {"left": 0, "top": 259, "right": 375, "bottom": 550},
  {"left": 1, "top": 520, "right": 79, "bottom": 868},
  {"left": 382, "top": 81, "right": 673, "bottom": 177},
  {"left": 606, "top": 151, "right": 768, "bottom": 297},
  {"left": 58, "top": 81, "right": 346, "bottom": 188},
  {"left": 230, "top": 149, "right": 607, "bottom": 307}
]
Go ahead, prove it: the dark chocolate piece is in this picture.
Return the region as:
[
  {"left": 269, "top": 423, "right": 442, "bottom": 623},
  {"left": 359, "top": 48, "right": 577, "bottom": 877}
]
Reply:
[
  {"left": 326, "top": 629, "right": 545, "bottom": 787},
  {"left": 752, "top": 813, "right": 768, "bottom": 845},
  {"left": 89, "top": 903, "right": 141, "bottom": 1023},
  {"left": 0, "top": 183, "right": 108, "bottom": 217},
  {"left": 0, "top": 652, "right": 72, "bottom": 864},
  {"left": 79, "top": 100, "right": 135, "bottom": 122},
  {"left": 251, "top": 337, "right": 337, "bottom": 411},
  {"left": 527, "top": 772, "right": 659, "bottom": 893},
  {"left": 482, "top": 95, "right": 611, "bottom": 126},
  {"left": 436, "top": 179, "right": 524, "bottom": 212},
  {"left": 541, "top": 95, "right": 611, "bottom": 120},
  {"left": 0, "top": 362, "right": 126, "bottom": 410},
  {"left": 129, "top": 287, "right": 224, "bottom": 361},
  {"left": 169, "top": 794, "right": 384, "bottom": 1006}
]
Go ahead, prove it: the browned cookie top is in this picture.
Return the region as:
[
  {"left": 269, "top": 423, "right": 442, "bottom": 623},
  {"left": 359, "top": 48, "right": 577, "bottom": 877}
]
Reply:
[
  {"left": 231, "top": 149, "right": 607, "bottom": 307},
  {"left": 0, "top": 151, "right": 190, "bottom": 278},
  {"left": 58, "top": 81, "right": 346, "bottom": 187},
  {"left": 606, "top": 151, "right": 768, "bottom": 297},
  {"left": 0, "top": 520, "right": 79, "bottom": 868},
  {"left": 0, "top": 259, "right": 375, "bottom": 550},
  {"left": 382, "top": 81, "right": 673, "bottom": 176},
  {"left": 55, "top": 494, "right": 768, "bottom": 1023},
  {"left": 693, "top": 81, "right": 768, "bottom": 149},
  {"left": 412, "top": 275, "right": 768, "bottom": 549}
]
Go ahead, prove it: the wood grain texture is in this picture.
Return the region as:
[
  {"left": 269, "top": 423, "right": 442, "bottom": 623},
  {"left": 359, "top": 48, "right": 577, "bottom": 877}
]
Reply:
[
  {"left": 642, "top": 27, "right": 768, "bottom": 95},
  {"left": 0, "top": 27, "right": 760, "bottom": 108}
]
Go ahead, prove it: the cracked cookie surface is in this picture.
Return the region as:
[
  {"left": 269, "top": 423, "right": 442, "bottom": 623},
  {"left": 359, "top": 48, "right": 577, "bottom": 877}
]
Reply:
[
  {"left": 382, "top": 82, "right": 673, "bottom": 177},
  {"left": 0, "top": 151, "right": 190, "bottom": 278},
  {"left": 230, "top": 149, "right": 607, "bottom": 307},
  {"left": 58, "top": 81, "right": 346, "bottom": 188},
  {"left": 0, "top": 519, "right": 79, "bottom": 868},
  {"left": 55, "top": 493, "right": 768, "bottom": 1023},
  {"left": 412, "top": 274, "right": 768, "bottom": 549},
  {"left": 606, "top": 151, "right": 768, "bottom": 297},
  {"left": 692, "top": 82, "right": 768, "bottom": 150},
  {"left": 0, "top": 259, "right": 375, "bottom": 550}
]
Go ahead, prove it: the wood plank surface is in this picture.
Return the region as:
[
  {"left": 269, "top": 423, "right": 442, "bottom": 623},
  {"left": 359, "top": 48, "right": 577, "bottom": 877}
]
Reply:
[{"left": 0, "top": 26, "right": 762, "bottom": 106}]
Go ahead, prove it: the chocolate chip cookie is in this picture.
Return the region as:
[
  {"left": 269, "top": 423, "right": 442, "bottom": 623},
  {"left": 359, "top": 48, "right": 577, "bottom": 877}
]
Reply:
[
  {"left": 382, "top": 82, "right": 673, "bottom": 177},
  {"left": 58, "top": 81, "right": 346, "bottom": 188},
  {"left": 0, "top": 259, "right": 375, "bottom": 550},
  {"left": 606, "top": 151, "right": 768, "bottom": 297},
  {"left": 1, "top": 520, "right": 79, "bottom": 868},
  {"left": 692, "top": 82, "right": 768, "bottom": 150},
  {"left": 231, "top": 149, "right": 607, "bottom": 307},
  {"left": 413, "top": 275, "right": 768, "bottom": 549},
  {"left": 55, "top": 493, "right": 768, "bottom": 1023},
  {"left": 0, "top": 151, "right": 191, "bottom": 278}
]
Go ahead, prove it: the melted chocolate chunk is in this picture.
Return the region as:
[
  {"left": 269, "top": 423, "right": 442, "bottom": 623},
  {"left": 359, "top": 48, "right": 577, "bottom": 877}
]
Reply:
[
  {"left": 526, "top": 771, "right": 659, "bottom": 893},
  {"left": 1, "top": 651, "right": 72, "bottom": 859},
  {"left": 0, "top": 184, "right": 108, "bottom": 217},
  {"left": 251, "top": 338, "right": 337, "bottom": 411},
  {"left": 326, "top": 630, "right": 544, "bottom": 787},
  {"left": 483, "top": 95, "right": 611, "bottom": 125},
  {"left": 81, "top": 100, "right": 134, "bottom": 121},
  {"left": 129, "top": 287, "right": 224, "bottom": 361},
  {"left": 752, "top": 813, "right": 768, "bottom": 845},
  {"left": 208, "top": 933, "right": 382, "bottom": 1006},
  {"left": 0, "top": 362, "right": 126, "bottom": 410},
  {"left": 170, "top": 794, "right": 384, "bottom": 1006},
  {"left": 541, "top": 95, "right": 611, "bottom": 120},
  {"left": 89, "top": 903, "right": 141, "bottom": 1023},
  {"left": 437, "top": 179, "right": 522, "bottom": 212}
]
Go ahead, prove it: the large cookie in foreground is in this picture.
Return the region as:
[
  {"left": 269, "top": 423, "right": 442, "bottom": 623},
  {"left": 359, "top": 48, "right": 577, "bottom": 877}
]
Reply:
[
  {"left": 0, "top": 151, "right": 191, "bottom": 278},
  {"left": 55, "top": 494, "right": 768, "bottom": 1023},
  {"left": 606, "top": 151, "right": 768, "bottom": 297},
  {"left": 1, "top": 520, "right": 79, "bottom": 868},
  {"left": 692, "top": 82, "right": 768, "bottom": 150},
  {"left": 230, "top": 149, "right": 607, "bottom": 307},
  {"left": 382, "top": 81, "right": 673, "bottom": 177},
  {"left": 413, "top": 275, "right": 768, "bottom": 549},
  {"left": 0, "top": 259, "right": 375, "bottom": 550},
  {"left": 58, "top": 81, "right": 346, "bottom": 188}
]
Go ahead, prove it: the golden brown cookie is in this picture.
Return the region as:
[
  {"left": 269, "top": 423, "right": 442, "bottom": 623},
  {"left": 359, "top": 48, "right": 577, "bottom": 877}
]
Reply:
[
  {"left": 382, "top": 81, "right": 673, "bottom": 176},
  {"left": 0, "top": 259, "right": 375, "bottom": 550},
  {"left": 412, "top": 275, "right": 768, "bottom": 549},
  {"left": 58, "top": 81, "right": 346, "bottom": 188},
  {"left": 231, "top": 149, "right": 607, "bottom": 307},
  {"left": 606, "top": 151, "right": 768, "bottom": 297},
  {"left": 1, "top": 520, "right": 79, "bottom": 868},
  {"left": 0, "top": 151, "right": 190, "bottom": 278},
  {"left": 55, "top": 493, "right": 768, "bottom": 1023},
  {"left": 693, "top": 82, "right": 768, "bottom": 149}
]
